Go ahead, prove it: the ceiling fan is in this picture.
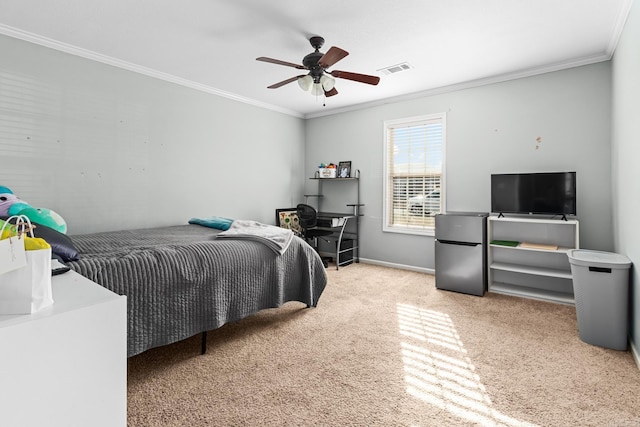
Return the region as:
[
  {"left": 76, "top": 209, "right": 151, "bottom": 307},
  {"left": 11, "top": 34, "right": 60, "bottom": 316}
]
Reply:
[{"left": 256, "top": 36, "right": 380, "bottom": 97}]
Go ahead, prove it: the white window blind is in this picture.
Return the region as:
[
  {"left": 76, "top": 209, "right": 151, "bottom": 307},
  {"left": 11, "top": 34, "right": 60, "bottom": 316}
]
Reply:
[{"left": 383, "top": 113, "right": 445, "bottom": 235}]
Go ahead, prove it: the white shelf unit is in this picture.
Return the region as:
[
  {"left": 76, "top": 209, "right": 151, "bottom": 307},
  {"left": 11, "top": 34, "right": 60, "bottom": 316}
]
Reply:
[{"left": 487, "top": 216, "right": 579, "bottom": 305}]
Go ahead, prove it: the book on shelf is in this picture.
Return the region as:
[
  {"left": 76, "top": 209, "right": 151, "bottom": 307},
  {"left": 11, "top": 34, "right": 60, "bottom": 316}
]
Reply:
[
  {"left": 490, "top": 240, "right": 519, "bottom": 247},
  {"left": 519, "top": 242, "right": 558, "bottom": 250}
]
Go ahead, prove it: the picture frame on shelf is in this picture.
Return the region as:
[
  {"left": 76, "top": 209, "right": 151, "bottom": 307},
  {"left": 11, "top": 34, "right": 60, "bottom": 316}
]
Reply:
[
  {"left": 275, "top": 208, "right": 302, "bottom": 233},
  {"left": 338, "top": 161, "right": 352, "bottom": 178}
]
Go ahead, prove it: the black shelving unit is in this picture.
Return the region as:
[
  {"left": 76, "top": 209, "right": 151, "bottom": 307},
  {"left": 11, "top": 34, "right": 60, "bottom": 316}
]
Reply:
[{"left": 304, "top": 169, "right": 363, "bottom": 269}]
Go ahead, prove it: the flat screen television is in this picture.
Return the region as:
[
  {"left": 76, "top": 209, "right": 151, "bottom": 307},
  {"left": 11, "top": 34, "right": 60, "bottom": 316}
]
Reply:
[{"left": 491, "top": 172, "right": 576, "bottom": 218}]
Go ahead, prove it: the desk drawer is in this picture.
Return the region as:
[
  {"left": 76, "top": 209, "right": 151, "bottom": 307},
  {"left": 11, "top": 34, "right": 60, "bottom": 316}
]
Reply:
[{"left": 339, "top": 239, "right": 354, "bottom": 266}]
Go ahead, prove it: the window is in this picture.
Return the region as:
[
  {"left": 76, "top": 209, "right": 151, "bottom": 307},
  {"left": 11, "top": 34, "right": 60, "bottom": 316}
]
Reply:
[{"left": 383, "top": 113, "right": 445, "bottom": 235}]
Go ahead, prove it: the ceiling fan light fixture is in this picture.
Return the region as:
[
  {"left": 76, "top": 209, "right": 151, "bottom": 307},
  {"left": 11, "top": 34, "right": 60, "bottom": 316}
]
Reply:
[
  {"left": 298, "top": 75, "right": 313, "bottom": 91},
  {"left": 320, "top": 74, "right": 335, "bottom": 91},
  {"left": 310, "top": 82, "right": 324, "bottom": 96}
]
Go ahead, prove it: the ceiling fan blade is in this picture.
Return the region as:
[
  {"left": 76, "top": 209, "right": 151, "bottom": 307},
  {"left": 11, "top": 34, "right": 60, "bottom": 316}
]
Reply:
[
  {"left": 318, "top": 46, "right": 349, "bottom": 68},
  {"left": 256, "top": 57, "right": 306, "bottom": 70},
  {"left": 330, "top": 70, "right": 380, "bottom": 85},
  {"left": 267, "top": 75, "right": 306, "bottom": 89},
  {"left": 325, "top": 87, "right": 338, "bottom": 97}
]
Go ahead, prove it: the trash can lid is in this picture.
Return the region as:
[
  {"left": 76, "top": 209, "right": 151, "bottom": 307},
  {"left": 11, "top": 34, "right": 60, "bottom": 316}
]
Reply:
[{"left": 567, "top": 249, "right": 632, "bottom": 269}]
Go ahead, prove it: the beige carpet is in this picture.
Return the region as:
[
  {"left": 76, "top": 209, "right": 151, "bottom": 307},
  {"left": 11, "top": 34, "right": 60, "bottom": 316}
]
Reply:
[{"left": 127, "top": 263, "right": 640, "bottom": 426}]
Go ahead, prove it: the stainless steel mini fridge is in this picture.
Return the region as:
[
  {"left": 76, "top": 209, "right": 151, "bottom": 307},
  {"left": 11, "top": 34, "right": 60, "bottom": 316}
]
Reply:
[{"left": 435, "top": 212, "right": 488, "bottom": 296}]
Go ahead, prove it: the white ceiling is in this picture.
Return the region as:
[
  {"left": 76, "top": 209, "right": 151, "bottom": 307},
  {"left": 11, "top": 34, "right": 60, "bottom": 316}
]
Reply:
[{"left": 0, "top": 0, "right": 633, "bottom": 118}]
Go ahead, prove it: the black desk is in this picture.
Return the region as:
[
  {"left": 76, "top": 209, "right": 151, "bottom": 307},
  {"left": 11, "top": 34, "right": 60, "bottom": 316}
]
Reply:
[{"left": 316, "top": 212, "right": 358, "bottom": 269}]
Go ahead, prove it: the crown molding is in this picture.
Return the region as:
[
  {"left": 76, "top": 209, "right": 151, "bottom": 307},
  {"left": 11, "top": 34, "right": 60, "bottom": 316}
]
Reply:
[
  {"left": 305, "top": 53, "right": 612, "bottom": 119},
  {"left": 0, "top": 24, "right": 304, "bottom": 119},
  {"left": 607, "top": 0, "right": 635, "bottom": 56},
  {"left": 0, "top": 1, "right": 630, "bottom": 123}
]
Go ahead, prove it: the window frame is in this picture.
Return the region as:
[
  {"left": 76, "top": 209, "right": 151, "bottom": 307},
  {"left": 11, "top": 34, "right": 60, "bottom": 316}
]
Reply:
[{"left": 382, "top": 113, "right": 446, "bottom": 236}]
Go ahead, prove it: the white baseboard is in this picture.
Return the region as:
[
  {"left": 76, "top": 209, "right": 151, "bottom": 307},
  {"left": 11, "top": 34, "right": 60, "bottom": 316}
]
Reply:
[
  {"left": 630, "top": 338, "right": 640, "bottom": 371},
  {"left": 358, "top": 257, "right": 435, "bottom": 275}
]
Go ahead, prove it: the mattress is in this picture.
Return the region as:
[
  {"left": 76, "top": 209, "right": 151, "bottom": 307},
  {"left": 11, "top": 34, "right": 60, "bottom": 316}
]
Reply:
[{"left": 67, "top": 224, "right": 327, "bottom": 356}]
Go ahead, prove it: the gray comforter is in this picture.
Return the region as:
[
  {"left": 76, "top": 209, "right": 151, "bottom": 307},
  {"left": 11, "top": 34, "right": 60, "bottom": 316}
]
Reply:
[{"left": 67, "top": 224, "right": 327, "bottom": 356}]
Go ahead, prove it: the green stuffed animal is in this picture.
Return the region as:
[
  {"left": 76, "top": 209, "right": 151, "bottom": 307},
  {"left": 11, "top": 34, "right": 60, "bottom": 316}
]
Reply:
[{"left": 0, "top": 186, "right": 67, "bottom": 234}]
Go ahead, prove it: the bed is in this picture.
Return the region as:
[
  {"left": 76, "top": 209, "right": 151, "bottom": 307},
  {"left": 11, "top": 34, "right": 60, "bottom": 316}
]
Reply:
[{"left": 65, "top": 224, "right": 328, "bottom": 357}]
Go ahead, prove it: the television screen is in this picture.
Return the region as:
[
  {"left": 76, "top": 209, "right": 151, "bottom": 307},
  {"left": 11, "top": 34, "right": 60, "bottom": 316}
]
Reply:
[{"left": 491, "top": 172, "right": 576, "bottom": 216}]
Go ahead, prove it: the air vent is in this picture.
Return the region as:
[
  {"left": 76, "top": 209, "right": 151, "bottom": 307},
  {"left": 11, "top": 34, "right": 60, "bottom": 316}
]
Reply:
[{"left": 377, "top": 62, "right": 413, "bottom": 75}]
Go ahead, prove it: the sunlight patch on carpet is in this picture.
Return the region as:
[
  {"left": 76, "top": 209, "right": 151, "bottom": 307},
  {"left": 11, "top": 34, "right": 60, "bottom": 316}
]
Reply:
[{"left": 397, "top": 303, "right": 539, "bottom": 427}]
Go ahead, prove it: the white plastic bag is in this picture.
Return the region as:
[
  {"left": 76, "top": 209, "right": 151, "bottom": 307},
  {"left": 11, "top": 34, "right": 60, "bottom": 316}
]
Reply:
[
  {"left": 0, "top": 215, "right": 53, "bottom": 314},
  {"left": 0, "top": 218, "right": 27, "bottom": 275}
]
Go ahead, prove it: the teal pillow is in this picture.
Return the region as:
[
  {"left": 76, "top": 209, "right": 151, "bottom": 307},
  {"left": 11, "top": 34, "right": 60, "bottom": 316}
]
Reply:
[{"left": 188, "top": 216, "right": 233, "bottom": 231}]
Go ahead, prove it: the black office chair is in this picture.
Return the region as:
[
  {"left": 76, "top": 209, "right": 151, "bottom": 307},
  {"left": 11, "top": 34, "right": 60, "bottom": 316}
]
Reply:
[{"left": 297, "top": 203, "right": 333, "bottom": 267}]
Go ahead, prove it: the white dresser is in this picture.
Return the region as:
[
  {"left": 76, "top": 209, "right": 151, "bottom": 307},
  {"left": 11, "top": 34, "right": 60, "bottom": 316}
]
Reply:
[{"left": 0, "top": 270, "right": 127, "bottom": 427}]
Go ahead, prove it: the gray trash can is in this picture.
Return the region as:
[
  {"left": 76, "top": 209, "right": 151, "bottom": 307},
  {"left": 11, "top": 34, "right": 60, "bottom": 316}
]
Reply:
[{"left": 567, "top": 249, "right": 632, "bottom": 350}]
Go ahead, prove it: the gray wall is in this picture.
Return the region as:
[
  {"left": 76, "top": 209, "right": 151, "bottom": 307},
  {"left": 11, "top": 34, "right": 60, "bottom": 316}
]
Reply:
[
  {"left": 0, "top": 32, "right": 616, "bottom": 270},
  {"left": 611, "top": 0, "right": 640, "bottom": 361},
  {"left": 0, "top": 17, "right": 636, "bottom": 359},
  {"left": 0, "top": 34, "right": 306, "bottom": 234},
  {"left": 306, "top": 62, "right": 613, "bottom": 271}
]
